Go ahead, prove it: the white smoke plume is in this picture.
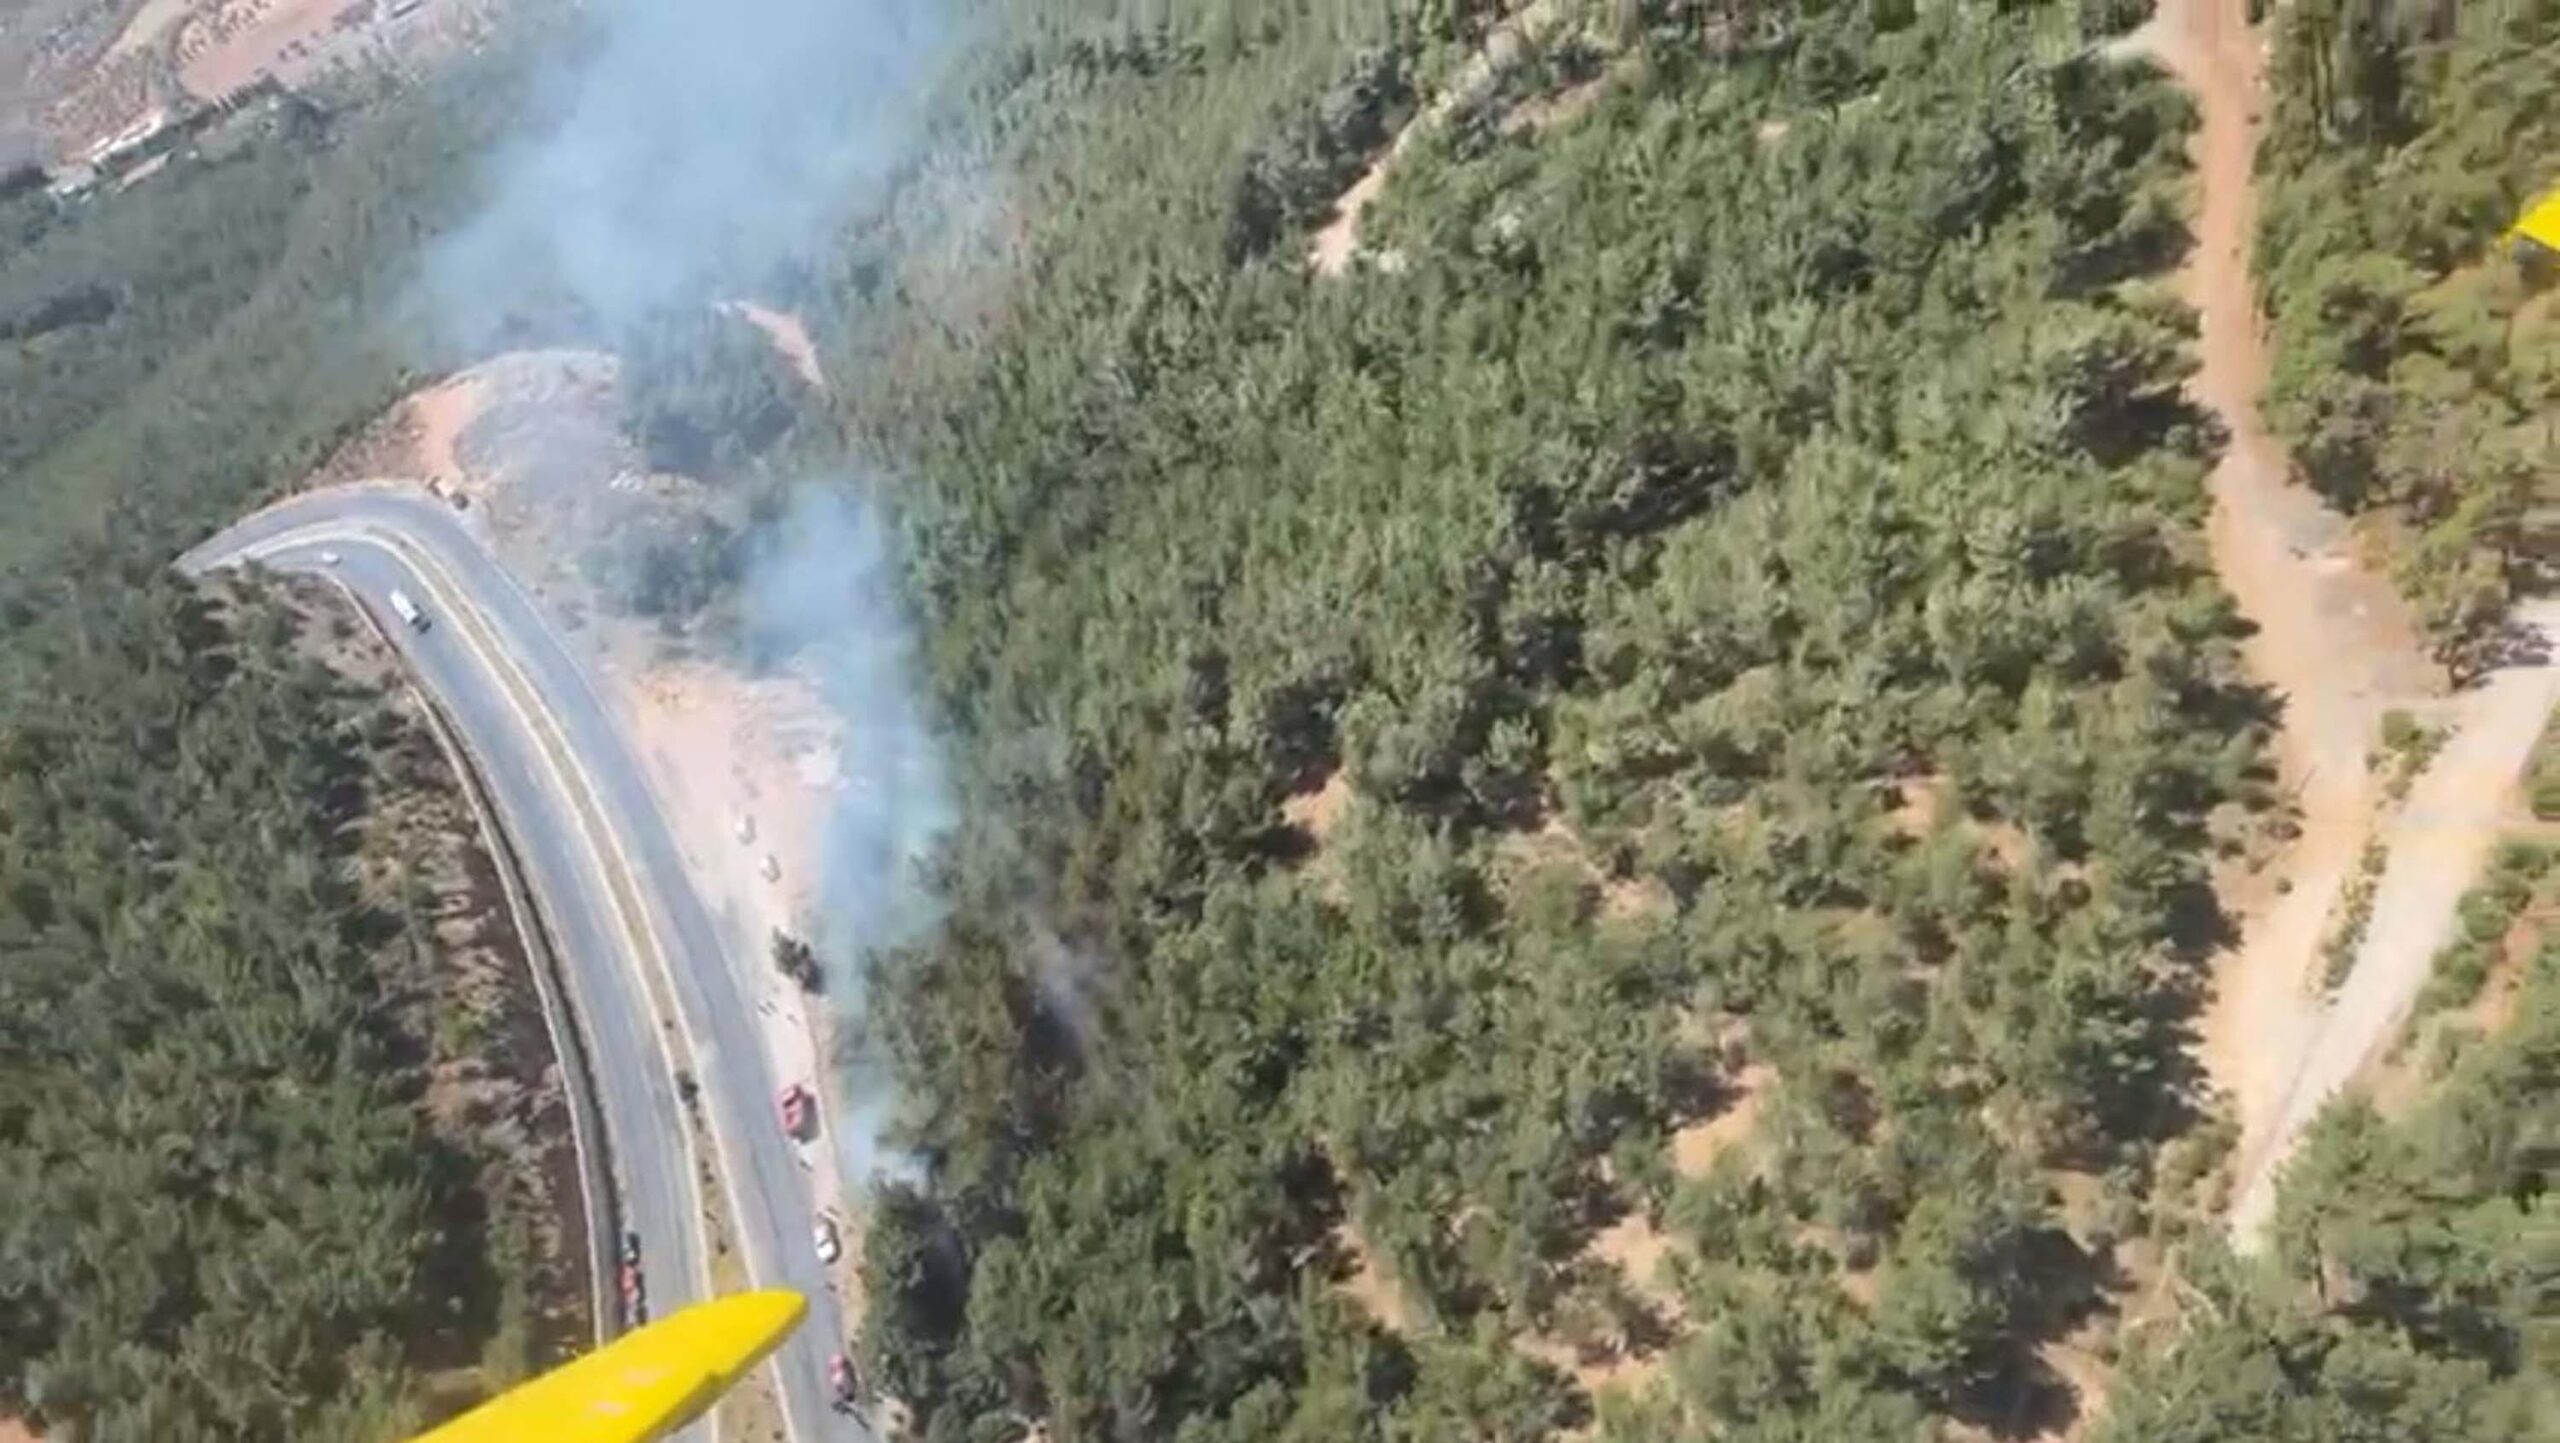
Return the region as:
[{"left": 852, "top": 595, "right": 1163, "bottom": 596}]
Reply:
[
  {"left": 422, "top": 0, "right": 965, "bottom": 1184},
  {"left": 425, "top": 0, "right": 948, "bottom": 342},
  {"left": 748, "top": 490, "right": 953, "bottom": 1189}
]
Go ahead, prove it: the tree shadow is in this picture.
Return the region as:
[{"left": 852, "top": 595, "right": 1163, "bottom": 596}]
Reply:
[
  {"left": 2052, "top": 209, "right": 2195, "bottom": 299},
  {"left": 1942, "top": 1227, "right": 2121, "bottom": 1440},
  {"left": 1945, "top": 1347, "right": 2084, "bottom": 1441}
]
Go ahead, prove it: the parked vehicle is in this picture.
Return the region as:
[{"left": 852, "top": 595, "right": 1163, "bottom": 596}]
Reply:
[
  {"left": 621, "top": 1231, "right": 642, "bottom": 1267},
  {"left": 618, "top": 1261, "right": 647, "bottom": 1329},
  {"left": 813, "top": 1217, "right": 841, "bottom": 1265},
  {"left": 777, "top": 1083, "right": 814, "bottom": 1140}
]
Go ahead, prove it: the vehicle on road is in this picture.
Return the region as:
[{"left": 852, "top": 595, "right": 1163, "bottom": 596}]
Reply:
[
  {"left": 813, "top": 1217, "right": 840, "bottom": 1265},
  {"left": 827, "top": 1353, "right": 860, "bottom": 1413},
  {"left": 319, "top": 550, "right": 341, "bottom": 566},
  {"left": 618, "top": 1261, "right": 646, "bottom": 1328},
  {"left": 387, "top": 587, "right": 429, "bottom": 631},
  {"left": 778, "top": 1082, "right": 814, "bottom": 1140},
  {"left": 621, "top": 1230, "right": 642, "bottom": 1267}
]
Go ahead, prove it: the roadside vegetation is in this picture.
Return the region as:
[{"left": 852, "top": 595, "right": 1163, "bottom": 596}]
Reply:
[
  {"left": 2096, "top": 937, "right": 2560, "bottom": 1440},
  {"left": 0, "top": 29, "right": 590, "bottom": 1442},
  {"left": 2255, "top": 0, "right": 2560, "bottom": 680},
  {"left": 0, "top": 567, "right": 583, "bottom": 1438}
]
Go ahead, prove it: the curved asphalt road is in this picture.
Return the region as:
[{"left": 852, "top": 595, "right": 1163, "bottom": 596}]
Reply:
[{"left": 182, "top": 487, "right": 862, "bottom": 1443}]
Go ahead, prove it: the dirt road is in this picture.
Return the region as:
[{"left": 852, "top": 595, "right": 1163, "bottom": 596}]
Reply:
[
  {"left": 1308, "top": 0, "right": 1565, "bottom": 276},
  {"left": 2229, "top": 600, "right": 2560, "bottom": 1235},
  {"left": 2147, "top": 0, "right": 2560, "bottom": 1243},
  {"left": 2148, "top": 0, "right": 2425, "bottom": 1178}
]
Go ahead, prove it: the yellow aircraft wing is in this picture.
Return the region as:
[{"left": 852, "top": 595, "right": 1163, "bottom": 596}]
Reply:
[
  {"left": 2516, "top": 188, "right": 2560, "bottom": 253},
  {"left": 411, "top": 1290, "right": 807, "bottom": 1443}
]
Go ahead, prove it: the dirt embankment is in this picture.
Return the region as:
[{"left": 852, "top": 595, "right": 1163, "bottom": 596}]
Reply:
[{"left": 260, "top": 568, "right": 596, "bottom": 1383}]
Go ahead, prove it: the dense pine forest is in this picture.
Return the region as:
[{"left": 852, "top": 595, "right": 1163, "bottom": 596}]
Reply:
[
  {"left": 0, "top": 561, "right": 583, "bottom": 1438},
  {"left": 842, "top": 3, "right": 2251, "bottom": 1439},
  {"left": 1, "top": 0, "right": 2553, "bottom": 1438},
  {"left": 0, "top": 32, "right": 583, "bottom": 1441},
  {"left": 2256, "top": 0, "right": 2560, "bottom": 676}
]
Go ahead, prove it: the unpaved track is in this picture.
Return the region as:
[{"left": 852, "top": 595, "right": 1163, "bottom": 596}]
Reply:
[
  {"left": 2230, "top": 602, "right": 2560, "bottom": 1235},
  {"left": 2147, "top": 0, "right": 2424, "bottom": 1173},
  {"left": 2146, "top": 0, "right": 2560, "bottom": 1243},
  {"left": 1308, "top": 0, "right": 1565, "bottom": 275}
]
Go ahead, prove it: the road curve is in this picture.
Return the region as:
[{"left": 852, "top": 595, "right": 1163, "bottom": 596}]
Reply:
[{"left": 182, "top": 487, "right": 864, "bottom": 1443}]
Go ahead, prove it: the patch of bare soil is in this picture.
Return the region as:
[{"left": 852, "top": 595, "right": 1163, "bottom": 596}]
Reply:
[
  {"left": 720, "top": 300, "right": 830, "bottom": 393},
  {"left": 1282, "top": 769, "right": 1355, "bottom": 901},
  {"left": 1332, "top": 1220, "right": 1418, "bottom": 1335},
  {"left": 314, "top": 352, "right": 609, "bottom": 507},
  {"left": 409, "top": 372, "right": 489, "bottom": 483},
  {"left": 175, "top": 0, "right": 496, "bottom": 102},
  {"left": 0, "top": 1415, "right": 43, "bottom": 1443},
  {"left": 1283, "top": 769, "right": 1354, "bottom": 843},
  {"left": 1672, "top": 1061, "right": 1773, "bottom": 1178}
]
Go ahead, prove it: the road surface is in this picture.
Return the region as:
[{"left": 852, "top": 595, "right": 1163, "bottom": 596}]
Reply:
[
  {"left": 2228, "top": 601, "right": 2560, "bottom": 1238},
  {"left": 182, "top": 487, "right": 865, "bottom": 1442}
]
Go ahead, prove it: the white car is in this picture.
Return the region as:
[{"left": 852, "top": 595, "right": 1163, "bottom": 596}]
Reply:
[
  {"left": 319, "top": 550, "right": 341, "bottom": 566},
  {"left": 813, "top": 1218, "right": 841, "bottom": 1265}
]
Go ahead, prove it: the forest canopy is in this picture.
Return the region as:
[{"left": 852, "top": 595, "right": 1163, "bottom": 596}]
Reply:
[
  {"left": 819, "top": 3, "right": 2301, "bottom": 1440},
  {"left": 0, "top": 0, "right": 2552, "bottom": 1438},
  {"left": 2256, "top": 0, "right": 2560, "bottom": 676},
  {"left": 0, "top": 30, "right": 586, "bottom": 1441}
]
